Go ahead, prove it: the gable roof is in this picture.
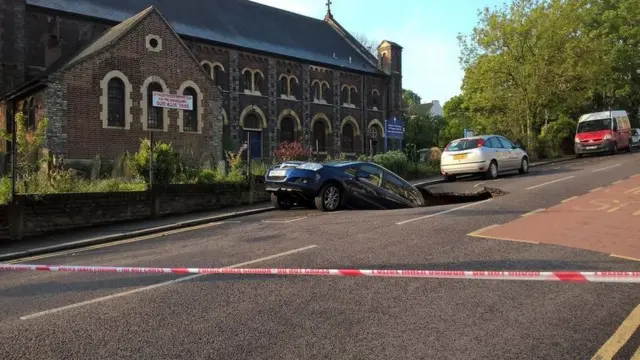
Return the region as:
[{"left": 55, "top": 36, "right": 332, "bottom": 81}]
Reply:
[{"left": 26, "top": 0, "right": 385, "bottom": 75}]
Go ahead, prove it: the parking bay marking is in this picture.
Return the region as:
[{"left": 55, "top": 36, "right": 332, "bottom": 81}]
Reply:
[
  {"left": 526, "top": 176, "right": 575, "bottom": 190},
  {"left": 18, "top": 245, "right": 319, "bottom": 320},
  {"left": 396, "top": 199, "right": 492, "bottom": 225}
]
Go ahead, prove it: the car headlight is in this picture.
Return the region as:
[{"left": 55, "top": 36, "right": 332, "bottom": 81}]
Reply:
[
  {"left": 575, "top": 137, "right": 580, "bottom": 143},
  {"left": 297, "top": 163, "right": 323, "bottom": 171},
  {"left": 603, "top": 134, "right": 612, "bottom": 140}
]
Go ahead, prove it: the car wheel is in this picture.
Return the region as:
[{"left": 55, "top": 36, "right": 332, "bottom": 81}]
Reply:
[
  {"left": 315, "top": 183, "right": 342, "bottom": 212},
  {"left": 627, "top": 143, "right": 632, "bottom": 153},
  {"left": 271, "top": 193, "right": 292, "bottom": 210},
  {"left": 518, "top": 157, "right": 529, "bottom": 174},
  {"left": 444, "top": 174, "right": 457, "bottom": 182},
  {"left": 576, "top": 154, "right": 583, "bottom": 158},
  {"left": 485, "top": 161, "right": 498, "bottom": 180},
  {"left": 611, "top": 142, "right": 618, "bottom": 155}
]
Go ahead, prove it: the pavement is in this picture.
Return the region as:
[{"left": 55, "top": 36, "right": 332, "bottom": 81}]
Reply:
[{"left": 0, "top": 152, "right": 639, "bottom": 359}]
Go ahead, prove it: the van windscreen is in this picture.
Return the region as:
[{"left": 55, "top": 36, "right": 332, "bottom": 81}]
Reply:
[{"left": 577, "top": 118, "right": 611, "bottom": 133}]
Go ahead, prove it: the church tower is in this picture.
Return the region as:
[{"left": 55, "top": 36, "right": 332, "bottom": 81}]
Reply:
[{"left": 377, "top": 41, "right": 403, "bottom": 119}]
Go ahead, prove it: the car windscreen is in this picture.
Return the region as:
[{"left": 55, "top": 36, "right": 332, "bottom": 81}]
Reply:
[
  {"left": 445, "top": 139, "right": 478, "bottom": 152},
  {"left": 577, "top": 118, "right": 611, "bottom": 133}
]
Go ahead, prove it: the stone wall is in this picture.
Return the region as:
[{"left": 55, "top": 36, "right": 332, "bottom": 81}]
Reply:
[{"left": 2, "top": 182, "right": 269, "bottom": 240}]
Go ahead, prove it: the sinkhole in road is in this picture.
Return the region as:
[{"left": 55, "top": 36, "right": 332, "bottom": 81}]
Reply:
[{"left": 417, "top": 186, "right": 509, "bottom": 207}]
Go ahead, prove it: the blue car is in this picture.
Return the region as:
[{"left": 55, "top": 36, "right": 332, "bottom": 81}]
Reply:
[{"left": 264, "top": 161, "right": 426, "bottom": 211}]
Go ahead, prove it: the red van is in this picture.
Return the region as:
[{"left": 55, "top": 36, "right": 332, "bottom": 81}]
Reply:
[{"left": 574, "top": 110, "right": 633, "bottom": 157}]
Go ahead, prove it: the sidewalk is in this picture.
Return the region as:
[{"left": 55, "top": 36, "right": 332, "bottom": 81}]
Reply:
[{"left": 0, "top": 202, "right": 273, "bottom": 262}]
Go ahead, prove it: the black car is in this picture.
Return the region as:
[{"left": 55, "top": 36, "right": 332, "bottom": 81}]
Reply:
[{"left": 264, "top": 160, "right": 426, "bottom": 211}]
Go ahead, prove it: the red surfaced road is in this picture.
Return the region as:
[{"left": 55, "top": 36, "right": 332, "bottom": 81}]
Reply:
[{"left": 473, "top": 175, "right": 640, "bottom": 259}]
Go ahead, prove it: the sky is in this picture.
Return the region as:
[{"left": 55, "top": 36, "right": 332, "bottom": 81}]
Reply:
[{"left": 250, "top": 0, "right": 505, "bottom": 106}]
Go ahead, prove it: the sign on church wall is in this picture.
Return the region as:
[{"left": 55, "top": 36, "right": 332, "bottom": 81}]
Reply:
[{"left": 152, "top": 91, "right": 193, "bottom": 110}]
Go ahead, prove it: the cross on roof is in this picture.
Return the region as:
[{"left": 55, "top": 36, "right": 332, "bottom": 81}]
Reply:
[{"left": 326, "top": 0, "right": 332, "bottom": 14}]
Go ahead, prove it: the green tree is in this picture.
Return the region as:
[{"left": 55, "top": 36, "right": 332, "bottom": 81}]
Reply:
[{"left": 440, "top": 95, "right": 473, "bottom": 146}]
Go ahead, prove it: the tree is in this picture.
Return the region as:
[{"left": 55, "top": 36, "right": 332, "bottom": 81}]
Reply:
[
  {"left": 440, "top": 95, "right": 473, "bottom": 146},
  {"left": 402, "top": 89, "right": 421, "bottom": 109},
  {"left": 353, "top": 33, "right": 378, "bottom": 56}
]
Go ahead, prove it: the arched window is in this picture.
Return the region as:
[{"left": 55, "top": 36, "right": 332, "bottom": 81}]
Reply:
[
  {"left": 213, "top": 65, "right": 223, "bottom": 86},
  {"left": 243, "top": 70, "right": 252, "bottom": 91},
  {"left": 350, "top": 88, "right": 358, "bottom": 107},
  {"left": 312, "top": 120, "right": 327, "bottom": 152},
  {"left": 341, "top": 86, "right": 350, "bottom": 105},
  {"left": 147, "top": 82, "right": 164, "bottom": 129},
  {"left": 244, "top": 113, "right": 260, "bottom": 129},
  {"left": 26, "top": 97, "right": 36, "bottom": 129},
  {"left": 280, "top": 116, "right": 295, "bottom": 143},
  {"left": 342, "top": 123, "right": 354, "bottom": 152},
  {"left": 312, "top": 82, "right": 321, "bottom": 101},
  {"left": 321, "top": 83, "right": 329, "bottom": 101},
  {"left": 107, "top": 78, "right": 125, "bottom": 127},
  {"left": 280, "top": 76, "right": 288, "bottom": 96},
  {"left": 371, "top": 91, "right": 379, "bottom": 109},
  {"left": 202, "top": 63, "right": 212, "bottom": 79},
  {"left": 254, "top": 72, "right": 263, "bottom": 92},
  {"left": 183, "top": 87, "right": 198, "bottom": 132}
]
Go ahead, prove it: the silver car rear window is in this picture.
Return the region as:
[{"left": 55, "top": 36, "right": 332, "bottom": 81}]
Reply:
[{"left": 445, "top": 139, "right": 478, "bottom": 152}]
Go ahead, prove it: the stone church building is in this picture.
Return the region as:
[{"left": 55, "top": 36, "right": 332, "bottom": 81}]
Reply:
[{"left": 0, "top": 0, "right": 403, "bottom": 167}]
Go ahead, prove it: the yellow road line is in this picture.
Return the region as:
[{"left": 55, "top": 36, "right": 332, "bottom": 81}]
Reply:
[
  {"left": 561, "top": 196, "right": 578, "bottom": 203},
  {"left": 590, "top": 187, "right": 604, "bottom": 192},
  {"left": 521, "top": 208, "right": 545, "bottom": 217},
  {"left": 632, "top": 345, "right": 640, "bottom": 360},
  {"left": 467, "top": 224, "right": 500, "bottom": 237},
  {"left": 610, "top": 254, "right": 640, "bottom": 262},
  {"left": 6, "top": 221, "right": 226, "bottom": 264},
  {"left": 591, "top": 303, "right": 640, "bottom": 360}
]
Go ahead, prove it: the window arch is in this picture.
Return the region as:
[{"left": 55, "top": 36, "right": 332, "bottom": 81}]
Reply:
[
  {"left": 202, "top": 62, "right": 212, "bottom": 78},
  {"left": 342, "top": 122, "right": 354, "bottom": 152},
  {"left": 280, "top": 116, "right": 296, "bottom": 143},
  {"left": 313, "top": 82, "right": 321, "bottom": 101},
  {"left": 244, "top": 113, "right": 260, "bottom": 129},
  {"left": 107, "top": 78, "right": 125, "bottom": 127},
  {"left": 147, "top": 82, "right": 164, "bottom": 129},
  {"left": 311, "top": 114, "right": 332, "bottom": 153},
  {"left": 239, "top": 105, "right": 267, "bottom": 160},
  {"left": 280, "top": 76, "right": 288, "bottom": 97},
  {"left": 341, "top": 85, "right": 350, "bottom": 105},
  {"left": 177, "top": 80, "right": 204, "bottom": 133},
  {"left": 25, "top": 97, "right": 36, "bottom": 129},
  {"left": 100, "top": 70, "right": 133, "bottom": 129},
  {"left": 243, "top": 70, "right": 252, "bottom": 91},
  {"left": 350, "top": 87, "right": 358, "bottom": 107},
  {"left": 213, "top": 65, "right": 224, "bottom": 86},
  {"left": 183, "top": 87, "right": 198, "bottom": 132}
]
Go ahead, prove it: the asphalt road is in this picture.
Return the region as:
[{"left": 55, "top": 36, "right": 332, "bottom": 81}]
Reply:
[{"left": 1, "top": 152, "right": 639, "bottom": 360}]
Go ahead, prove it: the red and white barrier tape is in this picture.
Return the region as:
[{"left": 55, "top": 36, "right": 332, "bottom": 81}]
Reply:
[{"left": 1, "top": 264, "right": 639, "bottom": 283}]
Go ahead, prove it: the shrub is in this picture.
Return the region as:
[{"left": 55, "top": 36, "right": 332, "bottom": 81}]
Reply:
[
  {"left": 274, "top": 141, "right": 312, "bottom": 162},
  {"left": 129, "top": 139, "right": 181, "bottom": 185},
  {"left": 538, "top": 116, "right": 577, "bottom": 158},
  {"left": 372, "top": 150, "right": 410, "bottom": 176}
]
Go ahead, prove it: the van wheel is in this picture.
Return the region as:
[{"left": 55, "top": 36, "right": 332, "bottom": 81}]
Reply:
[
  {"left": 271, "top": 193, "right": 292, "bottom": 210},
  {"left": 627, "top": 144, "right": 632, "bottom": 153},
  {"left": 611, "top": 142, "right": 618, "bottom": 155},
  {"left": 444, "top": 174, "right": 457, "bottom": 182},
  {"left": 485, "top": 161, "right": 498, "bottom": 180}
]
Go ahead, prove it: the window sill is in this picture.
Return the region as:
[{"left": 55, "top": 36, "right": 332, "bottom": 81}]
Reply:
[{"left": 104, "top": 125, "right": 127, "bottom": 130}]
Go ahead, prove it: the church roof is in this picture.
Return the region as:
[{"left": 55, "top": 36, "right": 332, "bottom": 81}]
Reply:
[{"left": 26, "top": 0, "right": 384, "bottom": 75}]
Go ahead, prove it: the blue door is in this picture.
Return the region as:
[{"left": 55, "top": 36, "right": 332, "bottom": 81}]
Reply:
[{"left": 249, "top": 131, "right": 261, "bottom": 159}]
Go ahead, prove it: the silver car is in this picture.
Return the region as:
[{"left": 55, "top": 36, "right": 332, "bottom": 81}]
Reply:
[
  {"left": 440, "top": 135, "right": 529, "bottom": 182},
  {"left": 632, "top": 128, "right": 640, "bottom": 148}
]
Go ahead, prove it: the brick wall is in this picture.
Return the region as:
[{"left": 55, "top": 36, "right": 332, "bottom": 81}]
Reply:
[
  {"left": 3, "top": 183, "right": 269, "bottom": 240},
  {"left": 51, "top": 10, "right": 223, "bottom": 164},
  {"left": 0, "top": 0, "right": 26, "bottom": 95}
]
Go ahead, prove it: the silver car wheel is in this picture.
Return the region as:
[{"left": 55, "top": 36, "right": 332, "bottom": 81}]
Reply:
[
  {"left": 323, "top": 186, "right": 340, "bottom": 210},
  {"left": 490, "top": 162, "right": 498, "bottom": 178}
]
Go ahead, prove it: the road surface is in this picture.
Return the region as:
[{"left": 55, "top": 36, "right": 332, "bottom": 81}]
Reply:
[{"left": 0, "top": 152, "right": 639, "bottom": 360}]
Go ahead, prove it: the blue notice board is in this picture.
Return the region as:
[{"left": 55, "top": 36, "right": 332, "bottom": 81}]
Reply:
[{"left": 386, "top": 117, "right": 405, "bottom": 139}]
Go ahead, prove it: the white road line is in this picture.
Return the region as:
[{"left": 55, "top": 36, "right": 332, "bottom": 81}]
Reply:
[
  {"left": 19, "top": 245, "right": 318, "bottom": 320},
  {"left": 525, "top": 176, "right": 575, "bottom": 190},
  {"left": 592, "top": 163, "right": 621, "bottom": 173},
  {"left": 396, "top": 199, "right": 492, "bottom": 225},
  {"left": 262, "top": 216, "right": 308, "bottom": 223}
]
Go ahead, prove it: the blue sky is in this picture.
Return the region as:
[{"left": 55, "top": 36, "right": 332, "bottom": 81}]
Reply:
[{"left": 251, "top": 0, "right": 504, "bottom": 106}]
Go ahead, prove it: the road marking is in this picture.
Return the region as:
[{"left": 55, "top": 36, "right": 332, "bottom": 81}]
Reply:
[
  {"left": 19, "top": 245, "right": 318, "bottom": 320},
  {"left": 521, "top": 208, "right": 545, "bottom": 217},
  {"left": 561, "top": 196, "right": 578, "bottom": 203},
  {"left": 632, "top": 174, "right": 640, "bottom": 178},
  {"left": 592, "top": 163, "right": 621, "bottom": 173},
  {"left": 612, "top": 180, "right": 623, "bottom": 185},
  {"left": 396, "top": 199, "right": 492, "bottom": 225},
  {"left": 7, "top": 221, "right": 230, "bottom": 264},
  {"left": 526, "top": 176, "right": 575, "bottom": 190},
  {"left": 632, "top": 346, "right": 640, "bottom": 360},
  {"left": 590, "top": 187, "right": 604, "bottom": 192},
  {"left": 474, "top": 182, "right": 485, "bottom": 188},
  {"left": 262, "top": 216, "right": 308, "bottom": 223},
  {"left": 467, "top": 224, "right": 500, "bottom": 237},
  {"left": 610, "top": 254, "right": 640, "bottom": 262},
  {"left": 591, "top": 303, "right": 640, "bottom": 360}
]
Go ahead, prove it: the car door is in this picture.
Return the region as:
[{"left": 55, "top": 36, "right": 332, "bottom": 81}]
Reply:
[
  {"left": 485, "top": 137, "right": 506, "bottom": 168},
  {"left": 497, "top": 136, "right": 519, "bottom": 169},
  {"left": 379, "top": 169, "right": 412, "bottom": 209},
  {"left": 353, "top": 164, "right": 387, "bottom": 209}
]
